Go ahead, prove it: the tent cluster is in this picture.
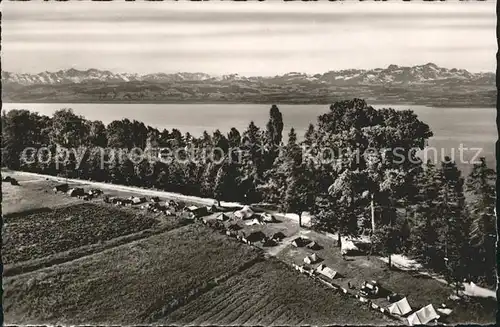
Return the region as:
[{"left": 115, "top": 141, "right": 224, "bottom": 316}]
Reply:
[
  {"left": 54, "top": 184, "right": 103, "bottom": 200},
  {"left": 304, "top": 253, "right": 321, "bottom": 264},
  {"left": 385, "top": 296, "right": 444, "bottom": 325},
  {"left": 407, "top": 304, "right": 440, "bottom": 326},
  {"left": 387, "top": 297, "right": 412, "bottom": 316}
]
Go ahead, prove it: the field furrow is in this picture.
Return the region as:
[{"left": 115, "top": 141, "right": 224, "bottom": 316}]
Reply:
[
  {"left": 162, "top": 259, "right": 394, "bottom": 325},
  {"left": 3, "top": 224, "right": 261, "bottom": 325},
  {"left": 172, "top": 283, "right": 247, "bottom": 323}
]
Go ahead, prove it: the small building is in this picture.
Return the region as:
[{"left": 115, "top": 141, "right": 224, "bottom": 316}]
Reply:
[
  {"left": 300, "top": 211, "right": 314, "bottom": 227},
  {"left": 132, "top": 197, "right": 146, "bottom": 204},
  {"left": 234, "top": 205, "right": 255, "bottom": 219},
  {"left": 292, "top": 237, "right": 311, "bottom": 248},
  {"left": 186, "top": 205, "right": 208, "bottom": 217},
  {"left": 341, "top": 239, "right": 360, "bottom": 255},
  {"left": 262, "top": 238, "right": 277, "bottom": 247},
  {"left": 307, "top": 241, "right": 322, "bottom": 250},
  {"left": 261, "top": 213, "right": 276, "bottom": 223},
  {"left": 246, "top": 217, "right": 264, "bottom": 226},
  {"left": 89, "top": 188, "right": 102, "bottom": 196},
  {"left": 247, "top": 231, "right": 266, "bottom": 243},
  {"left": 67, "top": 188, "right": 85, "bottom": 197},
  {"left": 217, "top": 213, "right": 230, "bottom": 221},
  {"left": 109, "top": 196, "right": 120, "bottom": 203},
  {"left": 407, "top": 304, "right": 440, "bottom": 326},
  {"left": 272, "top": 232, "right": 286, "bottom": 242},
  {"left": 387, "top": 297, "right": 412, "bottom": 316},
  {"left": 54, "top": 183, "right": 69, "bottom": 193},
  {"left": 207, "top": 204, "right": 218, "bottom": 213},
  {"left": 316, "top": 264, "right": 337, "bottom": 280}
]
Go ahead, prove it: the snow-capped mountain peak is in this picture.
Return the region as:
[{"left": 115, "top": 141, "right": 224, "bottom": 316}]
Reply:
[{"left": 2, "top": 64, "right": 493, "bottom": 87}]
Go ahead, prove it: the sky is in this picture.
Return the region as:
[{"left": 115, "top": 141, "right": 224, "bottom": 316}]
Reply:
[{"left": 1, "top": 1, "right": 496, "bottom": 76}]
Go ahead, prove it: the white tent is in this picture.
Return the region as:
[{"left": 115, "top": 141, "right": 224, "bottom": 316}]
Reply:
[
  {"left": 307, "top": 241, "right": 322, "bottom": 250},
  {"left": 186, "top": 205, "right": 199, "bottom": 212},
  {"left": 388, "top": 297, "right": 412, "bottom": 316},
  {"left": 217, "top": 213, "right": 229, "bottom": 221},
  {"left": 316, "top": 264, "right": 337, "bottom": 280},
  {"left": 132, "top": 196, "right": 146, "bottom": 204},
  {"left": 304, "top": 253, "right": 320, "bottom": 264},
  {"left": 234, "top": 205, "right": 254, "bottom": 219},
  {"left": 261, "top": 213, "right": 275, "bottom": 222},
  {"left": 341, "top": 239, "right": 359, "bottom": 255},
  {"left": 407, "top": 304, "right": 440, "bottom": 325}
]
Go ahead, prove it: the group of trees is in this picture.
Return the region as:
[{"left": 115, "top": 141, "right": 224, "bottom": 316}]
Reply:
[{"left": 2, "top": 99, "right": 496, "bottom": 287}]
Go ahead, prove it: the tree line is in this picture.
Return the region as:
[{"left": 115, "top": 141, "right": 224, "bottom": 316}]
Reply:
[{"left": 1, "top": 99, "right": 496, "bottom": 288}]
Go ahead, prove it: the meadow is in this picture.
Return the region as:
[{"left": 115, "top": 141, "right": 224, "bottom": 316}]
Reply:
[
  {"left": 162, "top": 259, "right": 396, "bottom": 326},
  {"left": 3, "top": 224, "right": 261, "bottom": 325}
]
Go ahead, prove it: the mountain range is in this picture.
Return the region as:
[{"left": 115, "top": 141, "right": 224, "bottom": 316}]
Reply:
[{"left": 2, "top": 63, "right": 495, "bottom": 107}]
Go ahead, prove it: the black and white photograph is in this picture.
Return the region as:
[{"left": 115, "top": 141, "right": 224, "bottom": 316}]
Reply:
[{"left": 1, "top": 1, "right": 497, "bottom": 325}]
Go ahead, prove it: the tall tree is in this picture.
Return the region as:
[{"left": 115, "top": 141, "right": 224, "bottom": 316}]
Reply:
[
  {"left": 227, "top": 127, "right": 241, "bottom": 148},
  {"left": 278, "top": 129, "right": 314, "bottom": 226},
  {"left": 314, "top": 169, "right": 362, "bottom": 247},
  {"left": 408, "top": 161, "right": 442, "bottom": 266},
  {"left": 303, "top": 123, "right": 316, "bottom": 147},
  {"left": 264, "top": 105, "right": 284, "bottom": 170},
  {"left": 2, "top": 110, "right": 48, "bottom": 169},
  {"left": 437, "top": 157, "right": 472, "bottom": 293},
  {"left": 466, "top": 157, "right": 496, "bottom": 285},
  {"left": 311, "top": 99, "right": 432, "bottom": 235},
  {"left": 50, "top": 109, "right": 89, "bottom": 148},
  {"left": 213, "top": 160, "right": 231, "bottom": 206},
  {"left": 240, "top": 121, "right": 264, "bottom": 203},
  {"left": 266, "top": 104, "right": 284, "bottom": 146},
  {"left": 87, "top": 120, "right": 108, "bottom": 147},
  {"left": 212, "top": 129, "right": 229, "bottom": 161}
]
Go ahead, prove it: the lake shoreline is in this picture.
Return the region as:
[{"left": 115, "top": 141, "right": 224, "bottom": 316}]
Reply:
[{"left": 2, "top": 101, "right": 495, "bottom": 109}]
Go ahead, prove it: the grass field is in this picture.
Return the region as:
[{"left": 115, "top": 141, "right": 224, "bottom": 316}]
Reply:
[
  {"left": 2, "top": 203, "right": 159, "bottom": 264},
  {"left": 1, "top": 177, "right": 82, "bottom": 215},
  {"left": 162, "top": 259, "right": 396, "bottom": 326},
  {"left": 3, "top": 224, "right": 261, "bottom": 325},
  {"left": 2, "top": 170, "right": 494, "bottom": 325}
]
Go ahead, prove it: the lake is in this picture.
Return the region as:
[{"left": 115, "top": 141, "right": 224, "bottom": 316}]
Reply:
[{"left": 2, "top": 103, "right": 496, "bottom": 173}]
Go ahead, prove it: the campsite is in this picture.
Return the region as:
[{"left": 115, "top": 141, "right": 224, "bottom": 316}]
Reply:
[{"left": 1, "top": 170, "right": 497, "bottom": 325}]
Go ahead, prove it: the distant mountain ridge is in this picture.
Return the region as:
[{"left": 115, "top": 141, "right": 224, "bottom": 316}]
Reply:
[
  {"left": 2, "top": 63, "right": 494, "bottom": 86},
  {"left": 2, "top": 63, "right": 495, "bottom": 107}
]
